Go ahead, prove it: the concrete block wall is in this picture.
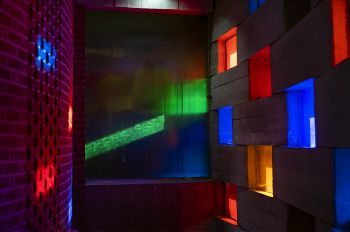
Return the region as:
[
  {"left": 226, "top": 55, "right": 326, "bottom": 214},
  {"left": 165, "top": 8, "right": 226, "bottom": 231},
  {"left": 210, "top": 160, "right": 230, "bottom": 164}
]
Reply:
[
  {"left": 209, "top": 0, "right": 350, "bottom": 231},
  {"left": 0, "top": 0, "right": 73, "bottom": 231}
]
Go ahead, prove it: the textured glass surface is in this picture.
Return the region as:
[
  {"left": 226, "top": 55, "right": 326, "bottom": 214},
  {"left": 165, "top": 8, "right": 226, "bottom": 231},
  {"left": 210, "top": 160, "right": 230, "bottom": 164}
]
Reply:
[
  {"left": 85, "top": 12, "right": 209, "bottom": 179},
  {"left": 218, "top": 106, "right": 233, "bottom": 145},
  {"left": 286, "top": 79, "right": 316, "bottom": 148}
]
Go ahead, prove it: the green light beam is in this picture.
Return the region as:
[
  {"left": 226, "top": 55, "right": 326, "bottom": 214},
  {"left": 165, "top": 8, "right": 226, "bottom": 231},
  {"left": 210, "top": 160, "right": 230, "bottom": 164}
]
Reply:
[{"left": 85, "top": 115, "right": 165, "bottom": 160}]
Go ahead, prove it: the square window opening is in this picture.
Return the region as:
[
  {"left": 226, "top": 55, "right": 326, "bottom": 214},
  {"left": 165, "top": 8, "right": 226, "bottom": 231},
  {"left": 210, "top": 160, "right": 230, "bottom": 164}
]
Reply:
[
  {"left": 247, "top": 145, "right": 273, "bottom": 197},
  {"left": 249, "top": 46, "right": 272, "bottom": 100},
  {"left": 285, "top": 78, "right": 316, "bottom": 148},
  {"left": 218, "top": 106, "right": 233, "bottom": 145}
]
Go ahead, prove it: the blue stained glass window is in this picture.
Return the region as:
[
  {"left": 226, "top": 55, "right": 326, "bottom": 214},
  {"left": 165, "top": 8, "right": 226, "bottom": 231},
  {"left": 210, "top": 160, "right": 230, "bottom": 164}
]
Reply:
[
  {"left": 250, "top": 0, "right": 267, "bottom": 14},
  {"left": 218, "top": 106, "right": 233, "bottom": 145},
  {"left": 285, "top": 78, "right": 316, "bottom": 148}
]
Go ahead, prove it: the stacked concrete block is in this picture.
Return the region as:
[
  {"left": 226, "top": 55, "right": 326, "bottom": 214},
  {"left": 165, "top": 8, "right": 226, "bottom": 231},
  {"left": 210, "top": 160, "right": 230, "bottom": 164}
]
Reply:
[{"left": 210, "top": 0, "right": 350, "bottom": 231}]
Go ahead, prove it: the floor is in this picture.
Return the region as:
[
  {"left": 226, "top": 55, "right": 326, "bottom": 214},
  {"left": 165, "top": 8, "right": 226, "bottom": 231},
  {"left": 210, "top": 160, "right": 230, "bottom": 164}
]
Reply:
[{"left": 103, "top": 217, "right": 247, "bottom": 232}]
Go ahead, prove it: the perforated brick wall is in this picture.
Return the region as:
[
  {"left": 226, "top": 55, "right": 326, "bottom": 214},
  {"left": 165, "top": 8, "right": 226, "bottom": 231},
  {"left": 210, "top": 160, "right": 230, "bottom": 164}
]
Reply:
[{"left": 0, "top": 0, "right": 73, "bottom": 230}]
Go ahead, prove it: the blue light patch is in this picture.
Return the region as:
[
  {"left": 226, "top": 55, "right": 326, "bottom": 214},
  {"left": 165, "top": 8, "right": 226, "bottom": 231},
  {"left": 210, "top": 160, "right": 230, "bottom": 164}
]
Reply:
[
  {"left": 36, "top": 36, "right": 56, "bottom": 71},
  {"left": 218, "top": 106, "right": 233, "bottom": 145},
  {"left": 335, "top": 149, "right": 350, "bottom": 231},
  {"left": 285, "top": 78, "right": 316, "bottom": 148},
  {"left": 249, "top": 0, "right": 267, "bottom": 14}
]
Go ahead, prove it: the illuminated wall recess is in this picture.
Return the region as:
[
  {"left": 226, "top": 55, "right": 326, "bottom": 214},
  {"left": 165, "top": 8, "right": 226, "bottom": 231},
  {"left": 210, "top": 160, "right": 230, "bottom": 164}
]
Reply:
[
  {"left": 68, "top": 106, "right": 73, "bottom": 133},
  {"left": 330, "top": 0, "right": 350, "bottom": 65},
  {"left": 165, "top": 80, "right": 207, "bottom": 116},
  {"left": 35, "top": 164, "right": 55, "bottom": 198},
  {"left": 36, "top": 36, "right": 56, "bottom": 71},
  {"left": 248, "top": 46, "right": 272, "bottom": 100},
  {"left": 334, "top": 148, "right": 350, "bottom": 230},
  {"left": 85, "top": 115, "right": 165, "bottom": 159},
  {"left": 225, "top": 183, "right": 238, "bottom": 223},
  {"left": 218, "top": 106, "right": 233, "bottom": 145},
  {"left": 249, "top": 0, "right": 267, "bottom": 13},
  {"left": 217, "top": 27, "right": 238, "bottom": 74},
  {"left": 285, "top": 79, "right": 316, "bottom": 148},
  {"left": 247, "top": 145, "right": 273, "bottom": 197}
]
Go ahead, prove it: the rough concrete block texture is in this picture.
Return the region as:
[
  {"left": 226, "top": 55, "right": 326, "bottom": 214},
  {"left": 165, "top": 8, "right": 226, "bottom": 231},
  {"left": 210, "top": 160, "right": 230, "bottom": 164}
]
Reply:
[
  {"left": 238, "top": 0, "right": 286, "bottom": 63},
  {"left": 211, "top": 146, "right": 247, "bottom": 187},
  {"left": 315, "top": 58, "right": 350, "bottom": 147},
  {"left": 211, "top": 0, "right": 249, "bottom": 42},
  {"left": 273, "top": 147, "right": 335, "bottom": 224},
  {"left": 232, "top": 94, "right": 288, "bottom": 145},
  {"left": 237, "top": 187, "right": 288, "bottom": 231},
  {"left": 210, "top": 61, "right": 249, "bottom": 109},
  {"left": 315, "top": 219, "right": 334, "bottom": 232},
  {"left": 210, "top": 42, "right": 219, "bottom": 76},
  {"left": 271, "top": 0, "right": 333, "bottom": 92}
]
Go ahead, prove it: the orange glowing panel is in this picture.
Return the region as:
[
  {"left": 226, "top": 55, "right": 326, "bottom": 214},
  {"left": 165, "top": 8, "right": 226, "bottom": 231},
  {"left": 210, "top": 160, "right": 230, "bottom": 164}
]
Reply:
[
  {"left": 218, "top": 216, "right": 238, "bottom": 226},
  {"left": 247, "top": 145, "right": 273, "bottom": 197},
  {"left": 226, "top": 36, "right": 238, "bottom": 69},
  {"left": 330, "top": 0, "right": 350, "bottom": 65},
  {"left": 68, "top": 106, "right": 73, "bottom": 133},
  {"left": 217, "top": 27, "right": 237, "bottom": 73},
  {"left": 225, "top": 183, "right": 238, "bottom": 221},
  {"left": 248, "top": 47, "right": 272, "bottom": 100}
]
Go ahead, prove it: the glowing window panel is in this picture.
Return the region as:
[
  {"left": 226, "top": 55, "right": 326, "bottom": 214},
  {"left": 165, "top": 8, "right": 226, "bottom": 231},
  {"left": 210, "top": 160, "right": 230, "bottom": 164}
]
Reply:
[
  {"left": 335, "top": 149, "right": 350, "bottom": 230},
  {"left": 249, "top": 0, "right": 267, "bottom": 13},
  {"left": 225, "top": 183, "right": 238, "bottom": 222},
  {"left": 85, "top": 115, "right": 165, "bottom": 159},
  {"left": 226, "top": 36, "right": 238, "bottom": 69},
  {"left": 165, "top": 80, "right": 207, "bottom": 116},
  {"left": 36, "top": 36, "right": 56, "bottom": 71},
  {"left": 249, "top": 46, "right": 272, "bottom": 100},
  {"left": 247, "top": 145, "right": 273, "bottom": 197},
  {"left": 217, "top": 27, "right": 237, "bottom": 73},
  {"left": 68, "top": 106, "right": 73, "bottom": 133},
  {"left": 330, "top": 0, "right": 350, "bottom": 65},
  {"left": 285, "top": 79, "right": 316, "bottom": 148},
  {"left": 68, "top": 199, "right": 73, "bottom": 224},
  {"left": 218, "top": 106, "right": 233, "bottom": 145}
]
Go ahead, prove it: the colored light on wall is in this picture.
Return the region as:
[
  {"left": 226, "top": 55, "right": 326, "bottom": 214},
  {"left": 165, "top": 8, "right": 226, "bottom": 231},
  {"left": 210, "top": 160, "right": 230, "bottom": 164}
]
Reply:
[
  {"left": 35, "top": 165, "right": 55, "bottom": 197},
  {"left": 249, "top": 0, "right": 267, "bottom": 13},
  {"left": 36, "top": 36, "right": 56, "bottom": 71},
  {"left": 247, "top": 145, "right": 273, "bottom": 197},
  {"left": 285, "top": 79, "right": 316, "bottom": 148},
  {"left": 225, "top": 183, "right": 238, "bottom": 222},
  {"left": 249, "top": 46, "right": 272, "bottom": 100},
  {"left": 217, "top": 27, "right": 237, "bottom": 73},
  {"left": 68, "top": 106, "right": 73, "bottom": 133},
  {"left": 85, "top": 115, "right": 165, "bottom": 159},
  {"left": 218, "top": 106, "right": 233, "bottom": 145},
  {"left": 330, "top": 0, "right": 350, "bottom": 65},
  {"left": 165, "top": 80, "right": 207, "bottom": 115},
  {"left": 334, "top": 148, "right": 350, "bottom": 230},
  {"left": 68, "top": 199, "right": 73, "bottom": 224}
]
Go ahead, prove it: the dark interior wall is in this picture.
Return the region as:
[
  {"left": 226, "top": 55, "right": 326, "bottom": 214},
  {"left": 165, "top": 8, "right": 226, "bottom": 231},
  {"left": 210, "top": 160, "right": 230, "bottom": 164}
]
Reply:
[
  {"left": 0, "top": 0, "right": 73, "bottom": 231},
  {"left": 85, "top": 11, "right": 210, "bottom": 179}
]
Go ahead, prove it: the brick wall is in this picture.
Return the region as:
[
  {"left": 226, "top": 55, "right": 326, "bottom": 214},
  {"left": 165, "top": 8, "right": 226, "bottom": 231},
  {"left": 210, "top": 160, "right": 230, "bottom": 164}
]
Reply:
[{"left": 0, "top": 0, "right": 73, "bottom": 231}]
